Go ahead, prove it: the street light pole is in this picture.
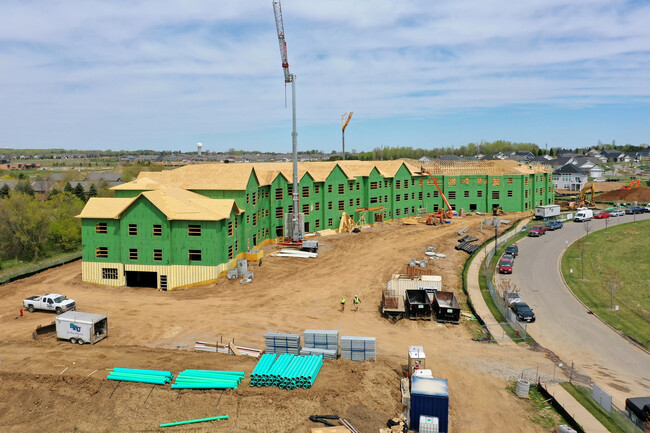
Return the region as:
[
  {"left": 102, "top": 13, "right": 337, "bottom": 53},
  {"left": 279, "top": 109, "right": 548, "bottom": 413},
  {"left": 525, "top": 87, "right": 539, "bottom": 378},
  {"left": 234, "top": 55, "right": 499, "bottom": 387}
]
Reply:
[{"left": 494, "top": 225, "right": 498, "bottom": 257}]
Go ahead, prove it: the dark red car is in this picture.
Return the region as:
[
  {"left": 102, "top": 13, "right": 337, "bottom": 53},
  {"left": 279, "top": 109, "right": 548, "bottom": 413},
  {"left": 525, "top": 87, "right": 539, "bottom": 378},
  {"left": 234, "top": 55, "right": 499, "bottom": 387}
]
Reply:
[
  {"left": 498, "top": 258, "right": 513, "bottom": 274},
  {"left": 528, "top": 225, "right": 547, "bottom": 237},
  {"left": 594, "top": 211, "right": 610, "bottom": 219}
]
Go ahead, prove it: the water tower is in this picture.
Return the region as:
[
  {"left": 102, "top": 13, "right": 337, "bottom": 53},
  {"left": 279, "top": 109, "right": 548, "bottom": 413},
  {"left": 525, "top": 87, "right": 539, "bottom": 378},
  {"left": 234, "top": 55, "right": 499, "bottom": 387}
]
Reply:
[{"left": 197, "top": 142, "right": 203, "bottom": 156}]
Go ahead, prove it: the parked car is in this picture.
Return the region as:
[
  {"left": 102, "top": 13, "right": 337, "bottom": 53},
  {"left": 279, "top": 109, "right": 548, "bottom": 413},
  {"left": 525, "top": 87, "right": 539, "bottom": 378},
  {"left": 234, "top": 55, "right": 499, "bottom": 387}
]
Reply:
[
  {"left": 609, "top": 209, "right": 625, "bottom": 217},
  {"left": 528, "top": 225, "right": 547, "bottom": 237},
  {"left": 594, "top": 211, "right": 610, "bottom": 219},
  {"left": 574, "top": 209, "right": 594, "bottom": 222},
  {"left": 645, "top": 203, "right": 650, "bottom": 213},
  {"left": 545, "top": 220, "right": 564, "bottom": 230},
  {"left": 510, "top": 302, "right": 536, "bottom": 323},
  {"left": 502, "top": 252, "right": 516, "bottom": 262},
  {"left": 625, "top": 206, "right": 644, "bottom": 214},
  {"left": 505, "top": 245, "right": 519, "bottom": 257},
  {"left": 498, "top": 258, "right": 513, "bottom": 274}
]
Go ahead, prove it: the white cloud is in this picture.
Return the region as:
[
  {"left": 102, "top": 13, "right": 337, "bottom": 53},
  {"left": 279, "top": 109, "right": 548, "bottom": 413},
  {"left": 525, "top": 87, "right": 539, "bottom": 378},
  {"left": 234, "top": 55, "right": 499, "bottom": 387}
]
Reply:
[{"left": 0, "top": 0, "right": 649, "bottom": 149}]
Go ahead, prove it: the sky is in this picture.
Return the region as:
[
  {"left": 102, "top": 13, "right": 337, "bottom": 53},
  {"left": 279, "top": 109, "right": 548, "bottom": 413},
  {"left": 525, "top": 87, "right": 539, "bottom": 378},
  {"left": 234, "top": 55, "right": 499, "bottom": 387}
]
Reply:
[{"left": 1, "top": 0, "right": 649, "bottom": 153}]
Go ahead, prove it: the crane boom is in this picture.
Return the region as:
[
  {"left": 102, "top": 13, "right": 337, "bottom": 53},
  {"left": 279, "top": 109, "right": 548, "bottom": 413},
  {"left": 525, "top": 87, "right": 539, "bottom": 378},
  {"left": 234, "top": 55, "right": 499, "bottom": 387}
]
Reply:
[
  {"left": 273, "top": 1, "right": 293, "bottom": 83},
  {"left": 423, "top": 170, "right": 454, "bottom": 218},
  {"left": 342, "top": 112, "right": 353, "bottom": 131}
]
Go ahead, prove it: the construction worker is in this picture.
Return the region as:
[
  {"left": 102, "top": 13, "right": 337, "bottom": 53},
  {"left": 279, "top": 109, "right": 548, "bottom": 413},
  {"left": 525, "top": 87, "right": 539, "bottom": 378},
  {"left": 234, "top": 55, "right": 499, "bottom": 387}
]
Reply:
[
  {"left": 340, "top": 296, "right": 346, "bottom": 312},
  {"left": 353, "top": 295, "right": 361, "bottom": 311}
]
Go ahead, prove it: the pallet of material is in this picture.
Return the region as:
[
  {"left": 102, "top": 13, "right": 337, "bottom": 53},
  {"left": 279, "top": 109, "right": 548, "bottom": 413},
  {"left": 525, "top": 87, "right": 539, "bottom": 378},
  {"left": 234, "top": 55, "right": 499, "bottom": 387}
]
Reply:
[
  {"left": 318, "top": 229, "right": 338, "bottom": 237},
  {"left": 458, "top": 234, "right": 478, "bottom": 243},
  {"left": 300, "top": 347, "right": 337, "bottom": 359},
  {"left": 405, "top": 266, "right": 435, "bottom": 276},
  {"left": 303, "top": 329, "right": 339, "bottom": 352},
  {"left": 264, "top": 333, "right": 301, "bottom": 355},
  {"left": 341, "top": 336, "right": 376, "bottom": 361}
]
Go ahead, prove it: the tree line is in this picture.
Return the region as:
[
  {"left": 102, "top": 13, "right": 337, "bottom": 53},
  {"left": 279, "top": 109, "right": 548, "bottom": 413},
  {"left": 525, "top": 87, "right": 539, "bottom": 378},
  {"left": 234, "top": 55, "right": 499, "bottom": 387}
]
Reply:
[{"left": 0, "top": 191, "right": 84, "bottom": 263}]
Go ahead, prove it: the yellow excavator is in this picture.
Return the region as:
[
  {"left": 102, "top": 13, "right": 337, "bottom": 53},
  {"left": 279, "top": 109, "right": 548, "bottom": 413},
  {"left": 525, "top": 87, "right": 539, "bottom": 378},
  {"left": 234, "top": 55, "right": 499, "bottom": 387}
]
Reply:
[{"left": 568, "top": 184, "right": 595, "bottom": 209}]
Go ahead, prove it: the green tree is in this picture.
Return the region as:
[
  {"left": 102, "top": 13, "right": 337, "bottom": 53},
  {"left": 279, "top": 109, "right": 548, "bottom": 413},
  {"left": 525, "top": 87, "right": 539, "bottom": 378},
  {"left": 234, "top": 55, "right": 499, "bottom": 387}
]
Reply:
[
  {"left": 47, "top": 192, "right": 84, "bottom": 251},
  {"left": 14, "top": 179, "right": 35, "bottom": 197},
  {"left": 0, "top": 183, "right": 9, "bottom": 199},
  {"left": 48, "top": 188, "right": 61, "bottom": 199},
  {"left": 0, "top": 193, "right": 50, "bottom": 260},
  {"left": 73, "top": 183, "right": 86, "bottom": 202},
  {"left": 87, "top": 184, "right": 98, "bottom": 199},
  {"left": 64, "top": 182, "right": 73, "bottom": 194}
]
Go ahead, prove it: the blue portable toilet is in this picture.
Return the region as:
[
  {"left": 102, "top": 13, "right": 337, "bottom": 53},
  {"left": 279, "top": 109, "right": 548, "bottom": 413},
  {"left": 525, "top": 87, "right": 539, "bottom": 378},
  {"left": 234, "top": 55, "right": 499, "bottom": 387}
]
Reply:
[{"left": 410, "top": 376, "right": 449, "bottom": 432}]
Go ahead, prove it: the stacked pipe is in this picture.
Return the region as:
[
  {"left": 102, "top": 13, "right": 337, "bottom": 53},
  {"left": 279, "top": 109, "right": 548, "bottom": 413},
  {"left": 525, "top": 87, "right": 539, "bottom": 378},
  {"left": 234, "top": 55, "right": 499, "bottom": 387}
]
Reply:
[
  {"left": 249, "top": 353, "right": 323, "bottom": 389},
  {"left": 107, "top": 368, "right": 173, "bottom": 385},
  {"left": 171, "top": 370, "right": 245, "bottom": 389}
]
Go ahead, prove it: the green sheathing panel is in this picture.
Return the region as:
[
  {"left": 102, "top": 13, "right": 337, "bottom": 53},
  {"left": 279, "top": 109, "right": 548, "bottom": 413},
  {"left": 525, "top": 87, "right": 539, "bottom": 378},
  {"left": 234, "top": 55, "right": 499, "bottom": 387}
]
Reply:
[
  {"left": 323, "top": 165, "right": 352, "bottom": 229},
  {"left": 299, "top": 173, "right": 315, "bottom": 232},
  {"left": 242, "top": 172, "right": 262, "bottom": 250},
  {"left": 364, "top": 167, "right": 388, "bottom": 222},
  {"left": 114, "top": 190, "right": 141, "bottom": 198},
  {"left": 169, "top": 220, "right": 219, "bottom": 266},
  {"left": 82, "top": 219, "right": 121, "bottom": 262},
  {"left": 270, "top": 173, "right": 292, "bottom": 237},
  {"left": 119, "top": 198, "right": 172, "bottom": 266},
  {"left": 391, "top": 165, "right": 421, "bottom": 219}
]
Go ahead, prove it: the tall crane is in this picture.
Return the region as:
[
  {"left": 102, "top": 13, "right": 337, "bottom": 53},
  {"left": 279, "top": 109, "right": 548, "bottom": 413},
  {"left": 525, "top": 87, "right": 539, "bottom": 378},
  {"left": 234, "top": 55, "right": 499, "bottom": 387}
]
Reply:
[
  {"left": 341, "top": 112, "right": 353, "bottom": 161},
  {"left": 273, "top": 0, "right": 301, "bottom": 242}
]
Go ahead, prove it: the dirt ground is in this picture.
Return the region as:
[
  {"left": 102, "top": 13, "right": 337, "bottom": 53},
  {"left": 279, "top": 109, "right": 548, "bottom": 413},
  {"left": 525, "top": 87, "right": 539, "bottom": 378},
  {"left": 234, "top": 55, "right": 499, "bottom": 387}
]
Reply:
[{"left": 0, "top": 214, "right": 560, "bottom": 432}]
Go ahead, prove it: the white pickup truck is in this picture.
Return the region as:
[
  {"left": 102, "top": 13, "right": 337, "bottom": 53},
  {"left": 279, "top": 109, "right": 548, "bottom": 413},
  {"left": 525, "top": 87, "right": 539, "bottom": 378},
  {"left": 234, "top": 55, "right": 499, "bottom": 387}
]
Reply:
[{"left": 23, "top": 294, "right": 76, "bottom": 314}]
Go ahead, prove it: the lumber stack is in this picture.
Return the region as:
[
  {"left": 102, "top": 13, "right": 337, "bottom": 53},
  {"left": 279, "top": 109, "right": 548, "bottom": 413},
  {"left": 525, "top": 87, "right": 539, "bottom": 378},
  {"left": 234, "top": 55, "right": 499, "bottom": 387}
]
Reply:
[
  {"left": 264, "top": 333, "right": 301, "bottom": 355},
  {"left": 170, "top": 369, "right": 244, "bottom": 389},
  {"left": 250, "top": 353, "right": 323, "bottom": 389},
  {"left": 106, "top": 368, "right": 173, "bottom": 385},
  {"left": 340, "top": 336, "right": 376, "bottom": 361}
]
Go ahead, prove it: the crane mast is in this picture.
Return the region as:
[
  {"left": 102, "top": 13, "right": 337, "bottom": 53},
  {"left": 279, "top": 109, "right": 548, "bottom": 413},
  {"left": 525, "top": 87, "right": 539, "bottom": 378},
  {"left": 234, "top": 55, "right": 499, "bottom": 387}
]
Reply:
[{"left": 272, "top": 0, "right": 301, "bottom": 242}]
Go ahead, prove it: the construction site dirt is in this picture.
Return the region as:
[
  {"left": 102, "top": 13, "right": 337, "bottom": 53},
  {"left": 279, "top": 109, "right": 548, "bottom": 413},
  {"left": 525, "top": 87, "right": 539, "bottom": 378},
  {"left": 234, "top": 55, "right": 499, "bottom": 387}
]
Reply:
[{"left": 0, "top": 213, "right": 559, "bottom": 433}]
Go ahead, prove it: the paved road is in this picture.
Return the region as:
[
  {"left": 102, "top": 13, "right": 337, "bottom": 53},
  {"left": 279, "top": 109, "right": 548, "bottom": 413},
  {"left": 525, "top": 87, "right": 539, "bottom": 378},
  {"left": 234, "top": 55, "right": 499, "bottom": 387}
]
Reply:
[{"left": 505, "top": 212, "right": 650, "bottom": 406}]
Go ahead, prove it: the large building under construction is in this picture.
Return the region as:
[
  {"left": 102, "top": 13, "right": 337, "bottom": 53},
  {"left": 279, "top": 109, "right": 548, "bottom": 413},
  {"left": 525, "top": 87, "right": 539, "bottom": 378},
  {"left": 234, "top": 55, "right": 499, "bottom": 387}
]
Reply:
[{"left": 78, "top": 159, "right": 553, "bottom": 290}]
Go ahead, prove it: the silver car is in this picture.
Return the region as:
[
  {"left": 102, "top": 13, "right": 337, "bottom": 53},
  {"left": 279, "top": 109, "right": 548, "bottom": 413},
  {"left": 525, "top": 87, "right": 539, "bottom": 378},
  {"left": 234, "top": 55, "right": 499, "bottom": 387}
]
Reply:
[{"left": 609, "top": 209, "right": 625, "bottom": 217}]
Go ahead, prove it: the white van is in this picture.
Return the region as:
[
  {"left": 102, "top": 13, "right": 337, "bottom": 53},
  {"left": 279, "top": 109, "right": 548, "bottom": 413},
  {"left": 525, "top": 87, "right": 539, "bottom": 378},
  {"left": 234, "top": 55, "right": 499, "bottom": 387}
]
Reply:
[{"left": 574, "top": 209, "right": 593, "bottom": 222}]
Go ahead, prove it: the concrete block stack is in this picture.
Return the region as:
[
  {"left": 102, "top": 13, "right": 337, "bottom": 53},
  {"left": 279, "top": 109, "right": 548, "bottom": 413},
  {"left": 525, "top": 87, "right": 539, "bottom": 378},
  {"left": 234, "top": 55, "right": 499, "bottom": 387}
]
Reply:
[
  {"left": 341, "top": 336, "right": 376, "bottom": 361},
  {"left": 264, "top": 332, "right": 301, "bottom": 355}
]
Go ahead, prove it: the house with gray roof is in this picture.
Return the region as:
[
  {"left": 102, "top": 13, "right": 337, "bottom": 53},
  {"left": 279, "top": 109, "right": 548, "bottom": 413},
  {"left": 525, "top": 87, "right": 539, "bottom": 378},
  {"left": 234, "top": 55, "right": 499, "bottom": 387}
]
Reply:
[{"left": 552, "top": 164, "right": 587, "bottom": 191}]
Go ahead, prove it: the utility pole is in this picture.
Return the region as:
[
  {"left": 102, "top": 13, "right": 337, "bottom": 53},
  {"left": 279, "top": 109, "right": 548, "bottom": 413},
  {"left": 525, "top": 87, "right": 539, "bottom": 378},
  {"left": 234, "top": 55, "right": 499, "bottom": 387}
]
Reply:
[
  {"left": 273, "top": 0, "right": 302, "bottom": 242},
  {"left": 341, "top": 112, "right": 353, "bottom": 161}
]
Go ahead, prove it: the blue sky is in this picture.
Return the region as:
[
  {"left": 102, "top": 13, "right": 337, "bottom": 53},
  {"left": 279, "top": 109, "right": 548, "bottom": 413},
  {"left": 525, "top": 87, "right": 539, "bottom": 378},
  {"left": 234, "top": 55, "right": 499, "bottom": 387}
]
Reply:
[{"left": 0, "top": 0, "right": 649, "bottom": 153}]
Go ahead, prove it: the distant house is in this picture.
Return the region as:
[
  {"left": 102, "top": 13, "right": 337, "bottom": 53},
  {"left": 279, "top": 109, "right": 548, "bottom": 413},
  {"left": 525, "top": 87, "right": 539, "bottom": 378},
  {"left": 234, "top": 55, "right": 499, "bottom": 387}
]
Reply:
[
  {"left": 0, "top": 180, "right": 16, "bottom": 190},
  {"left": 548, "top": 156, "right": 576, "bottom": 170},
  {"left": 509, "top": 151, "right": 535, "bottom": 161},
  {"left": 600, "top": 150, "right": 626, "bottom": 162},
  {"left": 418, "top": 156, "right": 432, "bottom": 163},
  {"left": 87, "top": 172, "right": 122, "bottom": 183},
  {"left": 553, "top": 164, "right": 587, "bottom": 191},
  {"left": 573, "top": 157, "right": 604, "bottom": 179},
  {"left": 437, "top": 154, "right": 464, "bottom": 161}
]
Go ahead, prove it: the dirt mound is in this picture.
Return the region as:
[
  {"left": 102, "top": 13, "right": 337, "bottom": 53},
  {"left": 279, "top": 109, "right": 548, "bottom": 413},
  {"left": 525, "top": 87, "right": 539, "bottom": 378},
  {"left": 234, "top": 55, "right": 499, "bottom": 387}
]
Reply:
[{"left": 597, "top": 186, "right": 650, "bottom": 203}]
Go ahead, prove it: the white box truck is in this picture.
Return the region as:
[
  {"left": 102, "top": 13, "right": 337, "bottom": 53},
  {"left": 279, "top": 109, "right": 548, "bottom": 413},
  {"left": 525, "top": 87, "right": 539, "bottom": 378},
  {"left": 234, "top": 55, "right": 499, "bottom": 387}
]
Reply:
[
  {"left": 574, "top": 208, "right": 593, "bottom": 222},
  {"left": 56, "top": 311, "right": 108, "bottom": 345},
  {"left": 534, "top": 204, "right": 561, "bottom": 219}
]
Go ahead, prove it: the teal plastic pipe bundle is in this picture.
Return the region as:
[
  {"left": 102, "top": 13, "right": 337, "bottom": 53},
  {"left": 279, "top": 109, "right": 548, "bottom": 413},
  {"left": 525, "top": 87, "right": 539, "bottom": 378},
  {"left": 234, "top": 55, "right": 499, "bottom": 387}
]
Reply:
[
  {"left": 172, "top": 369, "right": 245, "bottom": 389},
  {"left": 160, "top": 415, "right": 228, "bottom": 428},
  {"left": 107, "top": 367, "right": 173, "bottom": 385},
  {"left": 249, "top": 354, "right": 323, "bottom": 390}
]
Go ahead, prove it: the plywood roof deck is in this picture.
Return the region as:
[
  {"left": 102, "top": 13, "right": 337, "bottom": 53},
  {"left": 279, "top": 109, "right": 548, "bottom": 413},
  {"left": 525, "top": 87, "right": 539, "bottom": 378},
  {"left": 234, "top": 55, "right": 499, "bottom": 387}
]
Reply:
[{"left": 412, "top": 159, "right": 551, "bottom": 176}]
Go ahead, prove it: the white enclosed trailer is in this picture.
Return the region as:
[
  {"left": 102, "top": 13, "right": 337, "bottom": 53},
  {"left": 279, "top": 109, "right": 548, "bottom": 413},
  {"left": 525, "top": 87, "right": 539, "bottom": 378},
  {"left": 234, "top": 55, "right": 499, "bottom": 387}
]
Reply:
[
  {"left": 56, "top": 311, "right": 108, "bottom": 345},
  {"left": 534, "top": 204, "right": 561, "bottom": 219}
]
